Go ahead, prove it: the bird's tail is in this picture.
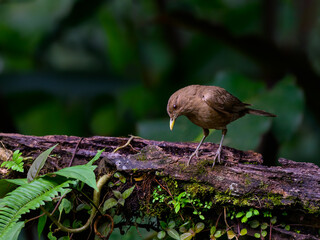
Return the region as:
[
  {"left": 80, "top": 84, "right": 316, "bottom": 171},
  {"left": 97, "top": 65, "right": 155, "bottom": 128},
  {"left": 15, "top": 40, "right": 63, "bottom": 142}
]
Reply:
[{"left": 247, "top": 108, "right": 276, "bottom": 117}]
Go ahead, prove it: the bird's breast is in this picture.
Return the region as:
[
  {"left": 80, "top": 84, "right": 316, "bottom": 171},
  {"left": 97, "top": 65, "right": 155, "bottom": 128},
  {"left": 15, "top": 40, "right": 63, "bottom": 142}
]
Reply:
[{"left": 186, "top": 105, "right": 235, "bottom": 130}]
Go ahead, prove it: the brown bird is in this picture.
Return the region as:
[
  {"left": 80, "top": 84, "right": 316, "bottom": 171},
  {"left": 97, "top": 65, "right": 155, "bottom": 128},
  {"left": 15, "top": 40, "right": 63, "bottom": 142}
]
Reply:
[{"left": 167, "top": 85, "right": 276, "bottom": 167}]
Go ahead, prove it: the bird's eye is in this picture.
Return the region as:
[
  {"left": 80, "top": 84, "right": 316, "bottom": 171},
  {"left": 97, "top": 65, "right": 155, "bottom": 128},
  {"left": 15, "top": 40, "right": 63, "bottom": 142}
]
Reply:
[{"left": 173, "top": 104, "right": 177, "bottom": 109}]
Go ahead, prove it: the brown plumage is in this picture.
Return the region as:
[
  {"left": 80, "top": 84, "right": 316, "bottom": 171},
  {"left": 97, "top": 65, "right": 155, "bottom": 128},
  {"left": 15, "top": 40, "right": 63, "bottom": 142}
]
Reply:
[{"left": 167, "top": 85, "right": 276, "bottom": 167}]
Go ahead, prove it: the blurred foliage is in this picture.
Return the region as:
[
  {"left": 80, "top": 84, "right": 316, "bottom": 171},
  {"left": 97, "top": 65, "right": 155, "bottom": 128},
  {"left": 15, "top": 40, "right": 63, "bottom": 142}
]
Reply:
[
  {"left": 1, "top": 0, "right": 320, "bottom": 239},
  {"left": 0, "top": 1, "right": 320, "bottom": 166},
  {"left": 0, "top": 3, "right": 320, "bottom": 156}
]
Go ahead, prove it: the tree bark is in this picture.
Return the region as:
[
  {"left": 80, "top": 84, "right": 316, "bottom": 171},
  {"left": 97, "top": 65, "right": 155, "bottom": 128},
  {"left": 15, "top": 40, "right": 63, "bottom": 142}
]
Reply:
[{"left": 1, "top": 133, "right": 319, "bottom": 239}]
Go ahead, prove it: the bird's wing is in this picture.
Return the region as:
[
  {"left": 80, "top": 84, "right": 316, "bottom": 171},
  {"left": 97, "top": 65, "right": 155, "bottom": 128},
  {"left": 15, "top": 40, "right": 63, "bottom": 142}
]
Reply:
[{"left": 201, "top": 87, "right": 250, "bottom": 113}]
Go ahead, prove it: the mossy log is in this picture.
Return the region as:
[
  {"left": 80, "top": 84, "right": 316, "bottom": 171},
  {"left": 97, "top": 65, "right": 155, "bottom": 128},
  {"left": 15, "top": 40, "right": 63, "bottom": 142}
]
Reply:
[{"left": 1, "top": 133, "right": 320, "bottom": 239}]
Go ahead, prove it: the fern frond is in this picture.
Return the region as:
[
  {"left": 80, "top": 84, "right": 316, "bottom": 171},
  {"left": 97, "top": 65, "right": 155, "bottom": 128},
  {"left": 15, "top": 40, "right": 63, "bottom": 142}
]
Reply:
[{"left": 0, "top": 176, "right": 73, "bottom": 239}]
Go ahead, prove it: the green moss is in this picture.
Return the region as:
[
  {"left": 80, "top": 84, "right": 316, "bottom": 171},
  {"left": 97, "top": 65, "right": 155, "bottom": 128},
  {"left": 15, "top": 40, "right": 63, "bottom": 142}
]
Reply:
[
  {"left": 302, "top": 201, "right": 320, "bottom": 214},
  {"left": 184, "top": 182, "right": 215, "bottom": 198},
  {"left": 213, "top": 192, "right": 251, "bottom": 207}
]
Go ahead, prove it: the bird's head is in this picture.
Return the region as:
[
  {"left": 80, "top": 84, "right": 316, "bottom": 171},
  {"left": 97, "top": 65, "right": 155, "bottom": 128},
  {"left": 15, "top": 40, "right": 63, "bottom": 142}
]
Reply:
[{"left": 167, "top": 91, "right": 186, "bottom": 131}]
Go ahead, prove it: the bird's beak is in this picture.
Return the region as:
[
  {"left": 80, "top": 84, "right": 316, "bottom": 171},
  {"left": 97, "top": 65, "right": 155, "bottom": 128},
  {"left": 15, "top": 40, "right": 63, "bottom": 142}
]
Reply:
[{"left": 170, "top": 117, "right": 175, "bottom": 131}]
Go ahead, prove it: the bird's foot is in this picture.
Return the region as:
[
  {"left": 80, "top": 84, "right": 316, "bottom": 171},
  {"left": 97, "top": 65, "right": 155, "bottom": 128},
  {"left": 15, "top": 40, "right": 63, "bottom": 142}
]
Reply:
[
  {"left": 187, "top": 149, "right": 200, "bottom": 166},
  {"left": 212, "top": 146, "right": 222, "bottom": 168}
]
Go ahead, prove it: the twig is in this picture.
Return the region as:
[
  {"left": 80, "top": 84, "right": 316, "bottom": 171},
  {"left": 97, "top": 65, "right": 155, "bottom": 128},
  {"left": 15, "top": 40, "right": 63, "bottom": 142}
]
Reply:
[
  {"left": 68, "top": 137, "right": 83, "bottom": 167},
  {"left": 25, "top": 211, "right": 46, "bottom": 223},
  {"left": 215, "top": 210, "right": 223, "bottom": 229},
  {"left": 112, "top": 135, "right": 141, "bottom": 153},
  {"left": 223, "top": 207, "right": 230, "bottom": 229}
]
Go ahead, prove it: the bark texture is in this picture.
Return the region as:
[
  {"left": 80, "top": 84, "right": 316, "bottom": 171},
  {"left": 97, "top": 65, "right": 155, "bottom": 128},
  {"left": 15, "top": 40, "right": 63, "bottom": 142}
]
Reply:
[{"left": 1, "top": 133, "right": 319, "bottom": 239}]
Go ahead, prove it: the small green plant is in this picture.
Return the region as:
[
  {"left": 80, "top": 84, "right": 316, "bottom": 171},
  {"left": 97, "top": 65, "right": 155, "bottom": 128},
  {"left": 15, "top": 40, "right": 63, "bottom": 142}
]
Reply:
[
  {"left": 157, "top": 221, "right": 205, "bottom": 240},
  {"left": 234, "top": 208, "right": 259, "bottom": 223},
  {"left": 108, "top": 172, "right": 126, "bottom": 187},
  {"left": 157, "top": 220, "right": 180, "bottom": 240},
  {"left": 103, "top": 185, "right": 135, "bottom": 211},
  {"left": 152, "top": 185, "right": 166, "bottom": 203},
  {"left": 152, "top": 185, "right": 212, "bottom": 220},
  {"left": 179, "top": 222, "right": 205, "bottom": 240},
  {"left": 1, "top": 150, "right": 25, "bottom": 172}
]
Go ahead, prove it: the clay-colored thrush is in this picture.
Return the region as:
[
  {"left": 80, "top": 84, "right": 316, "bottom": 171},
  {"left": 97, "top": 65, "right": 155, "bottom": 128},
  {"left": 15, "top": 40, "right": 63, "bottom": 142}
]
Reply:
[{"left": 167, "top": 85, "right": 276, "bottom": 167}]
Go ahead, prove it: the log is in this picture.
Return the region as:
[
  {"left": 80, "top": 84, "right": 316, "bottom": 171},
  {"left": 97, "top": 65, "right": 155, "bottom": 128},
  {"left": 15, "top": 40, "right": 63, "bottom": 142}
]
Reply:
[{"left": 1, "top": 133, "right": 320, "bottom": 239}]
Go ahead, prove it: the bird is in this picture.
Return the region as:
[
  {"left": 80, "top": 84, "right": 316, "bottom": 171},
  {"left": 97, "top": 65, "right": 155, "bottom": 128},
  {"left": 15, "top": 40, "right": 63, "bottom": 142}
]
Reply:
[{"left": 167, "top": 85, "right": 276, "bottom": 167}]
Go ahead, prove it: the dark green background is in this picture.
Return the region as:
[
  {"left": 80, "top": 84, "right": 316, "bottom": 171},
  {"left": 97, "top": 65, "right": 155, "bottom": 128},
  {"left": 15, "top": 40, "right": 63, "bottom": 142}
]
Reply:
[
  {"left": 0, "top": 1, "right": 319, "bottom": 165},
  {"left": 1, "top": 1, "right": 320, "bottom": 239}
]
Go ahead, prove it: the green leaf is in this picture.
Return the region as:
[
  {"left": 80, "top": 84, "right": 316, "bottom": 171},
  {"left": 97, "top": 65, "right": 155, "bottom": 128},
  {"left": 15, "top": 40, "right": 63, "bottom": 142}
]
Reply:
[
  {"left": 0, "top": 150, "right": 25, "bottom": 173},
  {"left": 114, "top": 172, "right": 122, "bottom": 178},
  {"left": 270, "top": 216, "right": 277, "bottom": 225},
  {"left": 241, "top": 216, "right": 248, "bottom": 223},
  {"left": 118, "top": 198, "right": 125, "bottom": 206},
  {"left": 261, "top": 230, "right": 267, "bottom": 237},
  {"left": 113, "top": 190, "right": 122, "bottom": 199},
  {"left": 253, "top": 209, "right": 259, "bottom": 215},
  {"left": 210, "top": 226, "right": 216, "bottom": 235},
  {"left": 122, "top": 186, "right": 135, "bottom": 200},
  {"left": 48, "top": 232, "right": 57, "bottom": 240},
  {"left": 261, "top": 222, "right": 268, "bottom": 230},
  {"left": 246, "top": 211, "right": 253, "bottom": 218},
  {"left": 240, "top": 228, "right": 247, "bottom": 236},
  {"left": 285, "top": 225, "right": 290, "bottom": 231},
  {"left": 180, "top": 232, "right": 193, "bottom": 240},
  {"left": 86, "top": 149, "right": 104, "bottom": 166},
  {"left": 157, "top": 231, "right": 166, "bottom": 239},
  {"left": 174, "top": 202, "right": 180, "bottom": 213},
  {"left": 58, "top": 198, "right": 72, "bottom": 214},
  {"left": 160, "top": 221, "right": 167, "bottom": 229},
  {"left": 27, "top": 144, "right": 58, "bottom": 182},
  {"left": 72, "top": 219, "right": 82, "bottom": 228},
  {"left": 179, "top": 226, "right": 187, "bottom": 233},
  {"left": 254, "top": 233, "right": 260, "bottom": 238},
  {"left": 1, "top": 152, "right": 24, "bottom": 172},
  {"left": 0, "top": 177, "right": 73, "bottom": 239},
  {"left": 54, "top": 165, "right": 98, "bottom": 191},
  {"left": 236, "top": 212, "right": 244, "bottom": 218},
  {"left": 167, "top": 228, "right": 180, "bottom": 240},
  {"left": 227, "top": 230, "right": 236, "bottom": 239},
  {"left": 76, "top": 203, "right": 91, "bottom": 212},
  {"left": 214, "top": 230, "right": 223, "bottom": 238},
  {"left": 195, "top": 222, "right": 205, "bottom": 233},
  {"left": 38, "top": 214, "right": 47, "bottom": 239},
  {"left": 168, "top": 220, "right": 175, "bottom": 229},
  {"left": 119, "top": 175, "right": 126, "bottom": 183},
  {"left": 103, "top": 198, "right": 118, "bottom": 211},
  {"left": 250, "top": 220, "right": 260, "bottom": 228},
  {"left": 3, "top": 178, "right": 28, "bottom": 186},
  {"left": 75, "top": 203, "right": 89, "bottom": 212},
  {"left": 0, "top": 221, "right": 24, "bottom": 240}
]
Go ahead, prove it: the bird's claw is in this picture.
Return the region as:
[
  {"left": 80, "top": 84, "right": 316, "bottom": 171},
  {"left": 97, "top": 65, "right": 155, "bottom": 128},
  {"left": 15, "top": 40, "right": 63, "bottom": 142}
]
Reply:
[
  {"left": 187, "top": 149, "right": 200, "bottom": 166},
  {"left": 212, "top": 147, "right": 222, "bottom": 168}
]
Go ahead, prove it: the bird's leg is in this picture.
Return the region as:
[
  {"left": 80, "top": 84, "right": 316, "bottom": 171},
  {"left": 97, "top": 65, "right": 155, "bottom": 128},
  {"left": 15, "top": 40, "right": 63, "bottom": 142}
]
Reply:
[
  {"left": 212, "top": 128, "right": 227, "bottom": 168},
  {"left": 187, "top": 128, "right": 209, "bottom": 166}
]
